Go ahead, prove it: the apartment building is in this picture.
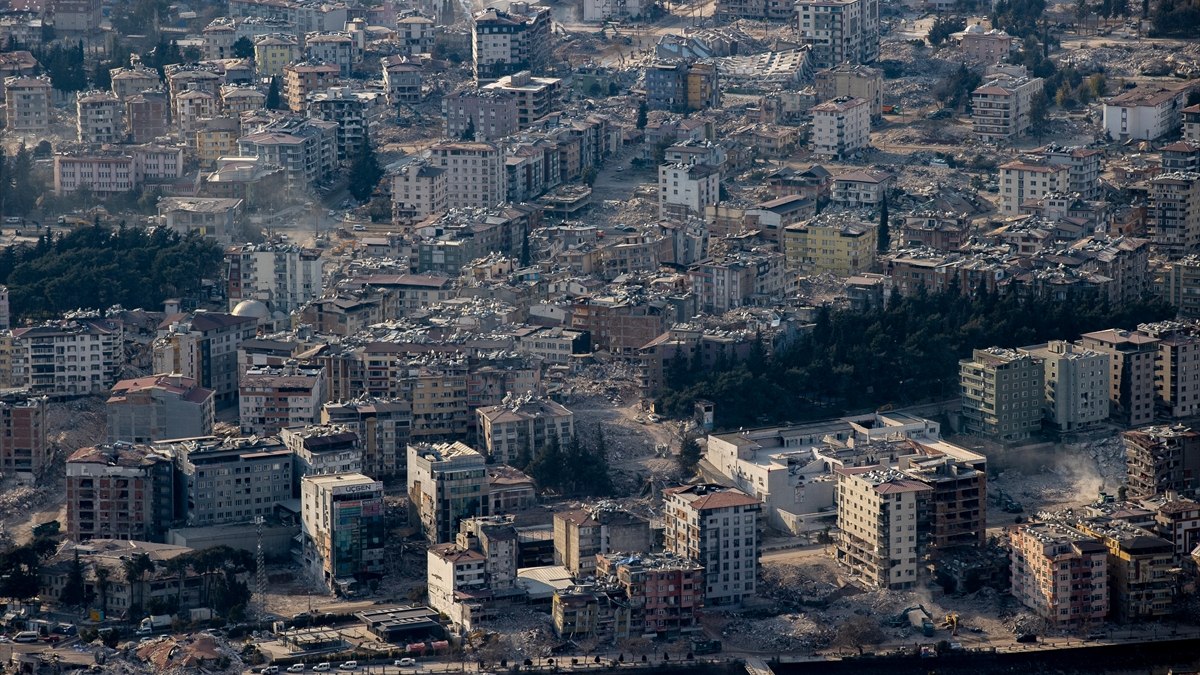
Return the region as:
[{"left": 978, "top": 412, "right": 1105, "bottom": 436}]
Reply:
[
  {"left": 254, "top": 34, "right": 301, "bottom": 77},
  {"left": 153, "top": 311, "right": 258, "bottom": 406},
  {"left": 239, "top": 365, "right": 326, "bottom": 436},
  {"left": 782, "top": 216, "right": 876, "bottom": 275},
  {"left": 429, "top": 141, "right": 505, "bottom": 209},
  {"left": 0, "top": 392, "right": 47, "bottom": 478},
  {"left": 4, "top": 76, "right": 50, "bottom": 133},
  {"left": 480, "top": 71, "right": 561, "bottom": 127},
  {"left": 391, "top": 161, "right": 448, "bottom": 223},
  {"left": 594, "top": 553, "right": 704, "bottom": 637},
  {"left": 109, "top": 66, "right": 161, "bottom": 100},
  {"left": 238, "top": 117, "right": 339, "bottom": 188},
  {"left": 959, "top": 347, "right": 1045, "bottom": 442},
  {"left": 1153, "top": 499, "right": 1200, "bottom": 559},
  {"left": 160, "top": 435, "right": 294, "bottom": 525},
  {"left": 1147, "top": 171, "right": 1200, "bottom": 255},
  {"left": 553, "top": 506, "right": 653, "bottom": 577},
  {"left": 1019, "top": 341, "right": 1110, "bottom": 432},
  {"left": 471, "top": 4, "right": 552, "bottom": 83},
  {"left": 66, "top": 443, "right": 175, "bottom": 542},
  {"left": 687, "top": 252, "right": 787, "bottom": 314},
  {"left": 125, "top": 91, "right": 170, "bottom": 143},
  {"left": 53, "top": 145, "right": 185, "bottom": 195},
  {"left": 427, "top": 541, "right": 488, "bottom": 631},
  {"left": 281, "top": 424, "right": 362, "bottom": 481},
  {"left": 959, "top": 26, "right": 1013, "bottom": 62},
  {"left": 228, "top": 0, "right": 347, "bottom": 33},
  {"left": 301, "top": 473, "right": 386, "bottom": 594},
  {"left": 571, "top": 295, "right": 668, "bottom": 356},
  {"left": 834, "top": 466, "right": 932, "bottom": 590},
  {"left": 1103, "top": 84, "right": 1188, "bottom": 141},
  {"left": 662, "top": 484, "right": 761, "bottom": 606},
  {"left": 321, "top": 399, "right": 412, "bottom": 477},
  {"left": 193, "top": 118, "right": 242, "bottom": 170},
  {"left": 10, "top": 316, "right": 123, "bottom": 396},
  {"left": 814, "top": 64, "right": 882, "bottom": 118},
  {"left": 305, "top": 32, "right": 356, "bottom": 76},
  {"left": 1185, "top": 104, "right": 1200, "bottom": 142},
  {"left": 225, "top": 242, "right": 324, "bottom": 315},
  {"left": 382, "top": 56, "right": 422, "bottom": 105},
  {"left": 106, "top": 374, "right": 215, "bottom": 443},
  {"left": 1123, "top": 426, "right": 1200, "bottom": 498},
  {"left": 644, "top": 61, "right": 720, "bottom": 113},
  {"left": 1072, "top": 518, "right": 1175, "bottom": 621},
  {"left": 659, "top": 162, "right": 719, "bottom": 220},
  {"left": 283, "top": 61, "right": 340, "bottom": 112},
  {"left": 76, "top": 91, "right": 123, "bottom": 144},
  {"left": 796, "top": 0, "right": 879, "bottom": 69},
  {"left": 810, "top": 96, "right": 870, "bottom": 158},
  {"left": 1138, "top": 320, "right": 1200, "bottom": 419},
  {"left": 397, "top": 16, "right": 435, "bottom": 54},
  {"left": 1078, "top": 328, "right": 1160, "bottom": 427},
  {"left": 408, "top": 442, "right": 489, "bottom": 544},
  {"left": 307, "top": 86, "right": 367, "bottom": 160},
  {"left": 584, "top": 0, "right": 645, "bottom": 21},
  {"left": 1037, "top": 144, "right": 1104, "bottom": 200},
  {"left": 476, "top": 396, "right": 573, "bottom": 465},
  {"left": 971, "top": 76, "right": 1044, "bottom": 142},
  {"left": 1009, "top": 522, "right": 1108, "bottom": 630}
]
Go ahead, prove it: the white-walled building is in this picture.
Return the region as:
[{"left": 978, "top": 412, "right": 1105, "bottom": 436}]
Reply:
[
  {"left": 659, "top": 162, "right": 720, "bottom": 220},
  {"left": 972, "top": 76, "right": 1044, "bottom": 142},
  {"left": 1103, "top": 85, "right": 1189, "bottom": 141},
  {"left": 76, "top": 91, "right": 124, "bottom": 144},
  {"left": 1020, "top": 341, "right": 1110, "bottom": 432},
  {"left": 407, "top": 442, "right": 488, "bottom": 543},
  {"left": 835, "top": 466, "right": 932, "bottom": 590},
  {"left": 391, "top": 161, "right": 448, "bottom": 223},
  {"left": 997, "top": 159, "right": 1070, "bottom": 216},
  {"left": 225, "top": 242, "right": 324, "bottom": 315},
  {"left": 662, "top": 483, "right": 762, "bottom": 606},
  {"left": 796, "top": 0, "right": 879, "bottom": 69},
  {"left": 429, "top": 141, "right": 505, "bottom": 209},
  {"left": 810, "top": 96, "right": 870, "bottom": 159},
  {"left": 476, "top": 396, "right": 574, "bottom": 465}
]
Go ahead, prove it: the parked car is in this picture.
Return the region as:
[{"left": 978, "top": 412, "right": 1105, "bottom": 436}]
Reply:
[
  {"left": 287, "top": 665, "right": 306, "bottom": 673},
  {"left": 262, "top": 667, "right": 280, "bottom": 675},
  {"left": 395, "top": 658, "right": 416, "bottom": 666},
  {"left": 313, "top": 664, "right": 331, "bottom": 672},
  {"left": 338, "top": 662, "right": 359, "bottom": 671}
]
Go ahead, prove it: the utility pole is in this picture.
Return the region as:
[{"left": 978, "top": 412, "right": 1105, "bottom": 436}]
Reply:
[{"left": 254, "top": 516, "right": 267, "bottom": 621}]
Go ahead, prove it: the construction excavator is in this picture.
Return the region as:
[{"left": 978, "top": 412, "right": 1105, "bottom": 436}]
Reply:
[{"left": 940, "top": 612, "right": 960, "bottom": 635}]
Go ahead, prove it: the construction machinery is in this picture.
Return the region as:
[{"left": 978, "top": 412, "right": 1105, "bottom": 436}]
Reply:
[
  {"left": 893, "top": 606, "right": 935, "bottom": 637},
  {"left": 940, "top": 612, "right": 959, "bottom": 635}
]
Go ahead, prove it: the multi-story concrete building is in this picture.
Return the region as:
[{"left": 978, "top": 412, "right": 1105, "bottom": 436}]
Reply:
[
  {"left": 238, "top": 116, "right": 339, "bottom": 189},
  {"left": 659, "top": 162, "right": 719, "bottom": 220},
  {"left": 281, "top": 424, "right": 362, "bottom": 482},
  {"left": 254, "top": 34, "right": 301, "bottom": 77},
  {"left": 796, "top": 0, "right": 879, "bottom": 69},
  {"left": 1009, "top": 521, "right": 1108, "bottom": 630},
  {"left": 1153, "top": 499, "right": 1200, "bottom": 560},
  {"left": 479, "top": 71, "right": 561, "bottom": 127},
  {"left": 397, "top": 16, "right": 435, "bottom": 54},
  {"left": 174, "top": 86, "right": 219, "bottom": 136},
  {"left": 66, "top": 443, "right": 175, "bottom": 542},
  {"left": 1072, "top": 518, "right": 1175, "bottom": 622},
  {"left": 239, "top": 365, "right": 326, "bottom": 436},
  {"left": 221, "top": 84, "right": 267, "bottom": 116},
  {"left": 1037, "top": 144, "right": 1104, "bottom": 201},
  {"left": 153, "top": 311, "right": 258, "bottom": 407},
  {"left": 110, "top": 66, "right": 161, "bottom": 100},
  {"left": 471, "top": 4, "right": 552, "bottom": 83},
  {"left": 553, "top": 506, "right": 652, "bottom": 577},
  {"left": 814, "top": 64, "right": 882, "bottom": 118},
  {"left": 1103, "top": 84, "right": 1188, "bottom": 141},
  {"left": 125, "top": 91, "right": 170, "bottom": 143},
  {"left": 782, "top": 216, "right": 876, "bottom": 275},
  {"left": 304, "top": 32, "right": 356, "bottom": 76},
  {"left": 476, "top": 396, "right": 574, "bottom": 465},
  {"left": 662, "top": 484, "right": 761, "bottom": 606},
  {"left": 225, "top": 242, "right": 324, "bottom": 315},
  {"left": 160, "top": 435, "right": 293, "bottom": 525},
  {"left": 158, "top": 196, "right": 244, "bottom": 242},
  {"left": 1123, "top": 425, "right": 1200, "bottom": 498},
  {"left": 11, "top": 316, "right": 123, "bottom": 396},
  {"left": 584, "top": 0, "right": 645, "bottom": 21},
  {"left": 283, "top": 61, "right": 340, "bottom": 112},
  {"left": 0, "top": 392, "right": 47, "bottom": 479},
  {"left": 959, "top": 347, "right": 1045, "bottom": 442},
  {"left": 1138, "top": 320, "right": 1200, "bottom": 419},
  {"left": 687, "top": 252, "right": 786, "bottom": 314},
  {"left": 834, "top": 466, "right": 932, "bottom": 590},
  {"left": 382, "top": 56, "right": 422, "bottom": 105},
  {"left": 997, "top": 159, "right": 1070, "bottom": 216},
  {"left": 1019, "top": 341, "right": 1110, "bottom": 432},
  {"left": 307, "top": 86, "right": 367, "bottom": 161},
  {"left": 810, "top": 96, "right": 870, "bottom": 158},
  {"left": 1078, "top": 328, "right": 1160, "bottom": 427},
  {"left": 972, "top": 75, "right": 1044, "bottom": 142},
  {"left": 427, "top": 540, "right": 487, "bottom": 631},
  {"left": 321, "top": 399, "right": 412, "bottom": 477},
  {"left": 301, "top": 473, "right": 386, "bottom": 594},
  {"left": 53, "top": 144, "right": 184, "bottom": 194},
  {"left": 391, "top": 161, "right": 448, "bottom": 223},
  {"left": 1184, "top": 103, "right": 1200, "bottom": 142},
  {"left": 106, "top": 374, "right": 215, "bottom": 443},
  {"left": 429, "top": 141, "right": 505, "bottom": 209},
  {"left": 408, "top": 442, "right": 488, "bottom": 543},
  {"left": 958, "top": 26, "right": 1013, "bottom": 62},
  {"left": 4, "top": 76, "right": 51, "bottom": 133},
  {"left": 595, "top": 553, "right": 704, "bottom": 637},
  {"left": 76, "top": 91, "right": 123, "bottom": 144},
  {"left": 644, "top": 61, "right": 720, "bottom": 112},
  {"left": 52, "top": 0, "right": 101, "bottom": 32},
  {"left": 1147, "top": 172, "right": 1200, "bottom": 255}
]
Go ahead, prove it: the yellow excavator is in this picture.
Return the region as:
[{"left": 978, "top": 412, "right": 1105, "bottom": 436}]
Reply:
[{"left": 940, "top": 612, "right": 959, "bottom": 635}]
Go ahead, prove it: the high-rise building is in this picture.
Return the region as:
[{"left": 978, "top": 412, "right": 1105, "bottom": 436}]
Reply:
[
  {"left": 321, "top": 399, "right": 412, "bottom": 477},
  {"left": 959, "top": 347, "right": 1045, "bottom": 442},
  {"left": 662, "top": 484, "right": 761, "bottom": 606},
  {"left": 66, "top": 443, "right": 175, "bottom": 542},
  {"left": 470, "top": 4, "right": 552, "bottom": 84},
  {"left": 0, "top": 392, "right": 47, "bottom": 479},
  {"left": 280, "top": 424, "right": 362, "bottom": 480},
  {"left": 301, "top": 473, "right": 386, "bottom": 594},
  {"left": 76, "top": 90, "right": 124, "bottom": 144},
  {"left": 1147, "top": 172, "right": 1200, "bottom": 255},
  {"left": 159, "top": 435, "right": 294, "bottom": 526},
  {"left": 225, "top": 242, "right": 324, "bottom": 315},
  {"left": 407, "top": 442, "right": 488, "bottom": 543},
  {"left": 239, "top": 365, "right": 326, "bottom": 436},
  {"left": 153, "top": 311, "right": 258, "bottom": 407},
  {"left": 1078, "top": 329, "right": 1160, "bottom": 427},
  {"left": 796, "top": 0, "right": 879, "bottom": 69},
  {"left": 11, "top": 316, "right": 124, "bottom": 397},
  {"left": 810, "top": 96, "right": 871, "bottom": 159},
  {"left": 1123, "top": 425, "right": 1200, "bottom": 498},
  {"left": 834, "top": 466, "right": 932, "bottom": 590},
  {"left": 428, "top": 141, "right": 505, "bottom": 210},
  {"left": 1009, "top": 521, "right": 1108, "bottom": 630},
  {"left": 476, "top": 397, "right": 574, "bottom": 465},
  {"left": 971, "top": 76, "right": 1044, "bottom": 143},
  {"left": 106, "top": 374, "right": 215, "bottom": 443},
  {"left": 1019, "top": 341, "right": 1110, "bottom": 432},
  {"left": 1138, "top": 320, "right": 1200, "bottom": 419},
  {"left": 553, "top": 506, "right": 652, "bottom": 577}
]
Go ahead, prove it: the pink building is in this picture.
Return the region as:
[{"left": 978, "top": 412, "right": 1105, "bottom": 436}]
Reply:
[{"left": 1009, "top": 522, "right": 1108, "bottom": 630}]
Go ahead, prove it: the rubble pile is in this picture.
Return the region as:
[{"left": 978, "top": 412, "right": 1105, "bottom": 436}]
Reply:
[
  {"left": 759, "top": 563, "right": 841, "bottom": 607},
  {"left": 485, "top": 609, "right": 558, "bottom": 657},
  {"left": 721, "top": 612, "right": 832, "bottom": 651}
]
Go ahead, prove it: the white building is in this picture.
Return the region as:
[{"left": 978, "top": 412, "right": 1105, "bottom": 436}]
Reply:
[
  {"left": 1020, "top": 341, "right": 1111, "bottom": 432},
  {"left": 972, "top": 76, "right": 1044, "bottom": 142},
  {"left": 301, "top": 473, "right": 385, "bottom": 594},
  {"left": 305, "top": 31, "right": 358, "bottom": 76},
  {"left": 238, "top": 366, "right": 326, "bottom": 437},
  {"left": 427, "top": 542, "right": 486, "bottom": 630},
  {"left": 476, "top": 396, "right": 574, "bottom": 465},
  {"left": 659, "top": 162, "right": 720, "bottom": 220},
  {"left": 810, "top": 96, "right": 870, "bottom": 159},
  {"left": 429, "top": 141, "right": 505, "bottom": 209},
  {"left": 391, "top": 161, "right": 447, "bottom": 223},
  {"left": 225, "top": 242, "right": 324, "bottom": 315},
  {"left": 834, "top": 466, "right": 932, "bottom": 590},
  {"left": 407, "top": 442, "right": 488, "bottom": 543},
  {"left": 997, "top": 159, "right": 1070, "bottom": 215},
  {"left": 4, "top": 76, "right": 51, "bottom": 133},
  {"left": 1103, "top": 85, "right": 1189, "bottom": 141},
  {"left": 76, "top": 91, "right": 124, "bottom": 144},
  {"left": 796, "top": 0, "right": 879, "bottom": 69},
  {"left": 662, "top": 483, "right": 762, "bottom": 606},
  {"left": 397, "top": 16, "right": 435, "bottom": 55},
  {"left": 11, "top": 316, "right": 124, "bottom": 396},
  {"left": 280, "top": 424, "right": 363, "bottom": 478},
  {"left": 582, "top": 0, "right": 644, "bottom": 22}
]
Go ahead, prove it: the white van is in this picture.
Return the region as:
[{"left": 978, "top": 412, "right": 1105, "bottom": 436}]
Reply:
[{"left": 13, "top": 631, "right": 39, "bottom": 643}]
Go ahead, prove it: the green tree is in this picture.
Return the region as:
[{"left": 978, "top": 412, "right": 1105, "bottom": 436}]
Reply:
[
  {"left": 636, "top": 100, "right": 648, "bottom": 129},
  {"left": 60, "top": 550, "right": 86, "bottom": 607},
  {"left": 123, "top": 553, "right": 155, "bottom": 618},
  {"left": 519, "top": 227, "right": 531, "bottom": 266},
  {"left": 1029, "top": 90, "right": 1050, "bottom": 139},
  {"left": 265, "top": 77, "right": 281, "bottom": 109},
  {"left": 528, "top": 434, "right": 566, "bottom": 493},
  {"left": 94, "top": 566, "right": 111, "bottom": 617},
  {"left": 877, "top": 196, "right": 890, "bottom": 253},
  {"left": 348, "top": 131, "right": 383, "bottom": 203},
  {"left": 232, "top": 36, "right": 255, "bottom": 59},
  {"left": 928, "top": 16, "right": 966, "bottom": 45},
  {"left": 678, "top": 436, "right": 703, "bottom": 477},
  {"left": 460, "top": 118, "right": 476, "bottom": 141}
]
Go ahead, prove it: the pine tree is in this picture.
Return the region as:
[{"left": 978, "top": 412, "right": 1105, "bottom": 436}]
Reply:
[
  {"left": 60, "top": 550, "right": 86, "bottom": 607},
  {"left": 678, "top": 435, "right": 703, "bottom": 477},
  {"left": 232, "top": 36, "right": 254, "bottom": 59},
  {"left": 877, "top": 196, "right": 890, "bottom": 253},
  {"left": 519, "top": 227, "right": 531, "bottom": 266},
  {"left": 528, "top": 434, "right": 566, "bottom": 492},
  {"left": 348, "top": 130, "right": 383, "bottom": 203},
  {"left": 636, "top": 100, "right": 648, "bottom": 129},
  {"left": 460, "top": 118, "right": 476, "bottom": 141},
  {"left": 265, "top": 77, "right": 281, "bottom": 109}
]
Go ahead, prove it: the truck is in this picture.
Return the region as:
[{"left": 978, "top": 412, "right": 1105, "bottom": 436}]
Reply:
[
  {"left": 188, "top": 608, "right": 213, "bottom": 622},
  {"left": 136, "top": 615, "right": 172, "bottom": 635}
]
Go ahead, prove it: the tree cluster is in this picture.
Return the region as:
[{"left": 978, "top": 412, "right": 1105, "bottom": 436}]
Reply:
[
  {"left": 656, "top": 285, "right": 1174, "bottom": 431},
  {"left": 512, "top": 426, "right": 614, "bottom": 497},
  {"left": 991, "top": 0, "right": 1048, "bottom": 37},
  {"left": 0, "top": 526, "right": 61, "bottom": 601},
  {"left": 934, "top": 64, "right": 982, "bottom": 110},
  {"left": 0, "top": 145, "right": 45, "bottom": 217},
  {"left": 1151, "top": 0, "right": 1200, "bottom": 35},
  {"left": 0, "top": 223, "right": 223, "bottom": 322},
  {"left": 32, "top": 42, "right": 87, "bottom": 92},
  {"left": 928, "top": 16, "right": 967, "bottom": 46},
  {"left": 348, "top": 132, "right": 383, "bottom": 203}
]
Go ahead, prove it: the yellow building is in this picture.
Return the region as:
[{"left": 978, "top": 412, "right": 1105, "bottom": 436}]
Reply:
[
  {"left": 195, "top": 119, "right": 240, "bottom": 169},
  {"left": 254, "top": 35, "right": 301, "bottom": 78},
  {"left": 783, "top": 218, "right": 877, "bottom": 275},
  {"left": 0, "top": 332, "right": 16, "bottom": 388}
]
